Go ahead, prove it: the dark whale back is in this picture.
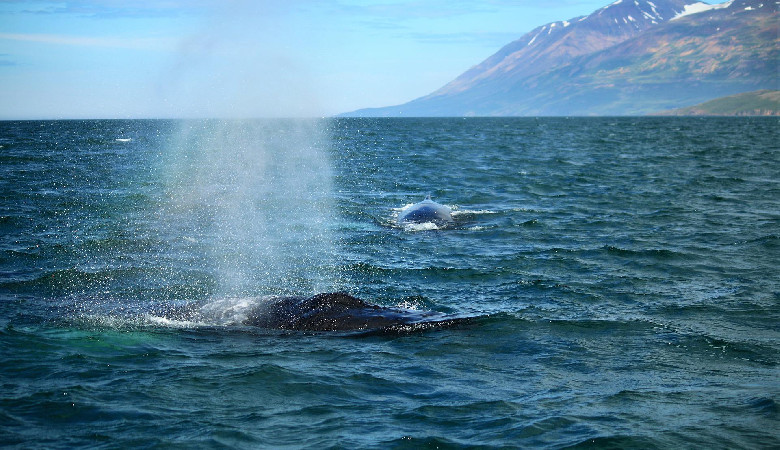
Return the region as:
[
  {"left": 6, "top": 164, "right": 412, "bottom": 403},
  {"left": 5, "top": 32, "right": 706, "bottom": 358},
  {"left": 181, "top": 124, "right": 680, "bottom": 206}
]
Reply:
[
  {"left": 242, "top": 292, "right": 467, "bottom": 332},
  {"left": 300, "top": 292, "right": 375, "bottom": 310}
]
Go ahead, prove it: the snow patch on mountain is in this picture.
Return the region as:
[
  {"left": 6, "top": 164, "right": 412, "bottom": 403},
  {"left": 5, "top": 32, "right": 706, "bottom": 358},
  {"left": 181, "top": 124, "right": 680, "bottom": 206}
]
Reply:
[{"left": 672, "top": 0, "right": 734, "bottom": 20}]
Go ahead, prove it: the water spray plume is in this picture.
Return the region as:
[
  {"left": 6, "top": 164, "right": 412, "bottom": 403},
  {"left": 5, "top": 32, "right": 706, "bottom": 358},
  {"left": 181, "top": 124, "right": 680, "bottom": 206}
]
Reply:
[{"left": 163, "top": 119, "right": 339, "bottom": 298}]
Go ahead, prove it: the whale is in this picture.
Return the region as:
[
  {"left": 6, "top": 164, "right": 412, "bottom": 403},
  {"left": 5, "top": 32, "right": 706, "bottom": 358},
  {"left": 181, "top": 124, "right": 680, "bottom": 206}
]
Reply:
[
  {"left": 398, "top": 196, "right": 453, "bottom": 226},
  {"left": 240, "top": 292, "right": 468, "bottom": 332},
  {"left": 149, "top": 292, "right": 471, "bottom": 332}
]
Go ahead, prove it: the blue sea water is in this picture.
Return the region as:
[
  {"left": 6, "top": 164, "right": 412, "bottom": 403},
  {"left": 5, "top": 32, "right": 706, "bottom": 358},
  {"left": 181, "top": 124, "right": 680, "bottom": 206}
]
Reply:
[{"left": 1, "top": 117, "right": 778, "bottom": 448}]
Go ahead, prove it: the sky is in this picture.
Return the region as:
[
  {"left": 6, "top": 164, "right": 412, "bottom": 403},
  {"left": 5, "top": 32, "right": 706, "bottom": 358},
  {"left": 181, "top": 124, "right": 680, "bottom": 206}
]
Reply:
[{"left": 0, "top": 0, "right": 721, "bottom": 119}]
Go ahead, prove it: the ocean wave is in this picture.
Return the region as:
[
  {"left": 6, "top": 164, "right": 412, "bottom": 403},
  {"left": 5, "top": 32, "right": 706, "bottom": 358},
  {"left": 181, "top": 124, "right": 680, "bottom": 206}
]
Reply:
[
  {"left": 402, "top": 222, "right": 441, "bottom": 232},
  {"left": 600, "top": 245, "right": 693, "bottom": 260},
  {"left": 1, "top": 266, "right": 216, "bottom": 302},
  {"left": 450, "top": 208, "right": 497, "bottom": 216}
]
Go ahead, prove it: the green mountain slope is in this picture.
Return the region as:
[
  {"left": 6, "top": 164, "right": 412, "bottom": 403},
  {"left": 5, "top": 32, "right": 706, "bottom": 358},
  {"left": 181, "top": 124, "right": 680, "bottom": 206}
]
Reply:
[{"left": 655, "top": 89, "right": 779, "bottom": 115}]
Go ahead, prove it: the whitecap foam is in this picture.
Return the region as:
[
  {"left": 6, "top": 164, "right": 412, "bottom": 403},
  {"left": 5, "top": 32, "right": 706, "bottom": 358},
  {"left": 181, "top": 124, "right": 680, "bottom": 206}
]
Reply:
[
  {"left": 451, "top": 209, "right": 497, "bottom": 216},
  {"left": 403, "top": 222, "right": 440, "bottom": 232},
  {"left": 394, "top": 300, "right": 423, "bottom": 311},
  {"left": 144, "top": 314, "right": 206, "bottom": 328},
  {"left": 394, "top": 203, "right": 417, "bottom": 212},
  {"left": 197, "top": 296, "right": 260, "bottom": 325},
  {"left": 71, "top": 311, "right": 204, "bottom": 330},
  {"left": 64, "top": 294, "right": 283, "bottom": 330}
]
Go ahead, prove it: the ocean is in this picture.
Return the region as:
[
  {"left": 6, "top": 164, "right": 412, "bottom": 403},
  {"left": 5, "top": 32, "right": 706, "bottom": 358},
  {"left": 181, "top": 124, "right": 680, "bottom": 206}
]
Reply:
[{"left": 1, "top": 117, "right": 778, "bottom": 448}]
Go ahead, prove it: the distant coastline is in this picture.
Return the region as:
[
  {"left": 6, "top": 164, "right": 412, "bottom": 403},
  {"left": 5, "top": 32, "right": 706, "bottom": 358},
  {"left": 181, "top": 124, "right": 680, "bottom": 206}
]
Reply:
[{"left": 653, "top": 90, "right": 779, "bottom": 116}]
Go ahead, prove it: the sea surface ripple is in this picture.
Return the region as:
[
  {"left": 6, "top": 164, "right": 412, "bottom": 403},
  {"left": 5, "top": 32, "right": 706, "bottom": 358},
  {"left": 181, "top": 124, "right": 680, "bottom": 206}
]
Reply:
[{"left": 1, "top": 117, "right": 778, "bottom": 448}]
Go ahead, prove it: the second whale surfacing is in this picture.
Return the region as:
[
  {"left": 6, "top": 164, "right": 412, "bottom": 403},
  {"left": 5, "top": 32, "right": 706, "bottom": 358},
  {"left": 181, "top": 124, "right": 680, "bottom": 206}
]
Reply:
[
  {"left": 240, "top": 292, "right": 470, "bottom": 332},
  {"left": 397, "top": 196, "right": 453, "bottom": 226}
]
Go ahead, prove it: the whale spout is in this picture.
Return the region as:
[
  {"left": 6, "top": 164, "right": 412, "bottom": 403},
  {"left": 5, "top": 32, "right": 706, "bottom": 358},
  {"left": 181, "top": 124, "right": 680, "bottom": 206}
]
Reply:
[{"left": 398, "top": 196, "right": 453, "bottom": 226}]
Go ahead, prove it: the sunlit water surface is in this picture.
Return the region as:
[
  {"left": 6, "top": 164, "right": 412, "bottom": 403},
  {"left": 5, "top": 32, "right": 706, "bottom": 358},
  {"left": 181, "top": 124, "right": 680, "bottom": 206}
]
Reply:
[{"left": 1, "top": 117, "right": 778, "bottom": 448}]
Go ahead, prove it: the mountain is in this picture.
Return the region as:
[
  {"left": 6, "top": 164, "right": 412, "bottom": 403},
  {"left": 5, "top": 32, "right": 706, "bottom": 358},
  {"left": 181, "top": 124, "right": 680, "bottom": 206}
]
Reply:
[
  {"left": 343, "top": 0, "right": 778, "bottom": 117},
  {"left": 655, "top": 89, "right": 779, "bottom": 115}
]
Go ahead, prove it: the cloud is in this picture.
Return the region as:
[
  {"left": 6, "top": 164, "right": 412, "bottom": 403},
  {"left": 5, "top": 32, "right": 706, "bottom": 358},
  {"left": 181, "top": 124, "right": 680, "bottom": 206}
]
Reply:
[
  {"left": 0, "top": 32, "right": 177, "bottom": 50},
  {"left": 4, "top": 0, "right": 215, "bottom": 19},
  {"left": 409, "top": 31, "right": 527, "bottom": 46},
  {"left": 155, "top": 1, "right": 326, "bottom": 117}
]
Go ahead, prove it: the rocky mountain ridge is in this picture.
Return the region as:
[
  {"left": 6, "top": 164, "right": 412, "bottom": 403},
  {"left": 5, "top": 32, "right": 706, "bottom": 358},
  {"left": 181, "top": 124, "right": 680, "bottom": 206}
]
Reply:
[{"left": 343, "top": 0, "right": 778, "bottom": 116}]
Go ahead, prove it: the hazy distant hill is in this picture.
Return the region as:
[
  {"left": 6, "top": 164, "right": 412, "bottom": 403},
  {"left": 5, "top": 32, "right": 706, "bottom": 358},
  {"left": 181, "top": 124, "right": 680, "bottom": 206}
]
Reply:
[
  {"left": 343, "top": 0, "right": 778, "bottom": 117},
  {"left": 655, "top": 89, "right": 779, "bottom": 115}
]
